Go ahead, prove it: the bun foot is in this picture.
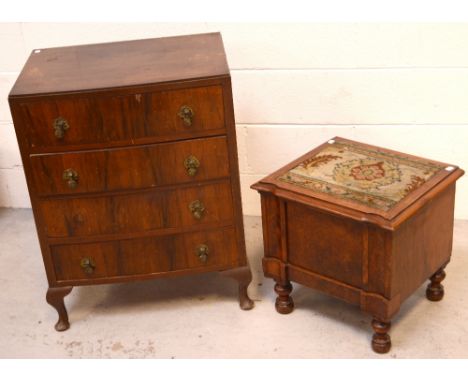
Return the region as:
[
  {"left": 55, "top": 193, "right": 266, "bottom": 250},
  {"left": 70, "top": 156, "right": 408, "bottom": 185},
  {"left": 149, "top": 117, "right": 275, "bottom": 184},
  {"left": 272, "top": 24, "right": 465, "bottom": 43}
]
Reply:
[
  {"left": 426, "top": 268, "right": 446, "bottom": 302},
  {"left": 371, "top": 318, "right": 391, "bottom": 354},
  {"left": 46, "top": 286, "right": 73, "bottom": 332},
  {"left": 274, "top": 281, "right": 294, "bottom": 314}
]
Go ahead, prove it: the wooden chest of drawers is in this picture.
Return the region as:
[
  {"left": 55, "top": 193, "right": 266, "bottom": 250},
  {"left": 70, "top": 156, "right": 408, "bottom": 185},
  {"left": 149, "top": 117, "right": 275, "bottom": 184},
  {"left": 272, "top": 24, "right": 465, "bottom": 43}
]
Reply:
[
  {"left": 9, "top": 33, "right": 253, "bottom": 331},
  {"left": 252, "top": 137, "right": 464, "bottom": 353}
]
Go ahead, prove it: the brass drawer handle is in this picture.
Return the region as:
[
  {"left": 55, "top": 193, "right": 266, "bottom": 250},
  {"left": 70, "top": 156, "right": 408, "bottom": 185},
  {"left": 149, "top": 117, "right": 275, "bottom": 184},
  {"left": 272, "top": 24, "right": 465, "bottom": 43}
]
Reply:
[
  {"left": 53, "top": 117, "right": 69, "bottom": 139},
  {"left": 80, "top": 257, "right": 95, "bottom": 275},
  {"left": 184, "top": 155, "right": 200, "bottom": 176},
  {"left": 189, "top": 200, "right": 205, "bottom": 220},
  {"left": 178, "top": 105, "right": 194, "bottom": 126},
  {"left": 62, "top": 168, "right": 79, "bottom": 189},
  {"left": 196, "top": 244, "right": 209, "bottom": 263}
]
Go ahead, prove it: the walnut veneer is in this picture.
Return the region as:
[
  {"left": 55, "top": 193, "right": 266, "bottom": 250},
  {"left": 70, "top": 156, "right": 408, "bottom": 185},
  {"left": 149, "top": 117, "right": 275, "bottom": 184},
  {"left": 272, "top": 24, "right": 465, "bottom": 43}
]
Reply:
[{"left": 9, "top": 33, "right": 253, "bottom": 331}]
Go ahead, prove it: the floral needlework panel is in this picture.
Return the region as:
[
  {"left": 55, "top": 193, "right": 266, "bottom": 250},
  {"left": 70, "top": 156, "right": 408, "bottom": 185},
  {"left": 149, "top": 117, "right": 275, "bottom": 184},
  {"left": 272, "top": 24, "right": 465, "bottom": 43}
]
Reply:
[{"left": 278, "top": 141, "right": 445, "bottom": 211}]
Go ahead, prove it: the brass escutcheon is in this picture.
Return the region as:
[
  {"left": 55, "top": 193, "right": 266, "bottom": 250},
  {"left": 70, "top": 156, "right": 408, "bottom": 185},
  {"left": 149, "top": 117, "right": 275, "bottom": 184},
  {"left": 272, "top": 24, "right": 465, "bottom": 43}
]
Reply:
[
  {"left": 196, "top": 244, "right": 209, "bottom": 263},
  {"left": 62, "top": 168, "right": 79, "bottom": 189},
  {"left": 53, "top": 117, "right": 69, "bottom": 139},
  {"left": 80, "top": 257, "right": 96, "bottom": 275},
  {"left": 177, "top": 105, "right": 194, "bottom": 126},
  {"left": 184, "top": 155, "right": 200, "bottom": 176},
  {"left": 189, "top": 200, "right": 205, "bottom": 220}
]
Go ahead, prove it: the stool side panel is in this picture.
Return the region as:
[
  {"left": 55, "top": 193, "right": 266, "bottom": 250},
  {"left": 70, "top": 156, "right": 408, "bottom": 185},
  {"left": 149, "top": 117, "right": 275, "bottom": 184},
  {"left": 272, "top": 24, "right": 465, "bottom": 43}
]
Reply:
[
  {"left": 392, "top": 184, "right": 456, "bottom": 302},
  {"left": 367, "top": 226, "right": 393, "bottom": 299},
  {"left": 286, "top": 201, "right": 364, "bottom": 289},
  {"left": 259, "top": 193, "right": 282, "bottom": 262}
]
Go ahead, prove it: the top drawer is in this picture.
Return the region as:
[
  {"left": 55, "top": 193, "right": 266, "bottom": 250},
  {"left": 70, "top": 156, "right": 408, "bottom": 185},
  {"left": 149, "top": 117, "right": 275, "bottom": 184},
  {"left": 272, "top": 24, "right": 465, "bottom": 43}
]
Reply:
[{"left": 18, "top": 86, "right": 225, "bottom": 151}]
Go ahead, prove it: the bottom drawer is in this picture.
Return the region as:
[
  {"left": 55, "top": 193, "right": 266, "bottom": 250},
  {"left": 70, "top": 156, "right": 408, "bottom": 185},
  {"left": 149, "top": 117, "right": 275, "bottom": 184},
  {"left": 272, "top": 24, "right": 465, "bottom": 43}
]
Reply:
[{"left": 51, "top": 227, "right": 238, "bottom": 282}]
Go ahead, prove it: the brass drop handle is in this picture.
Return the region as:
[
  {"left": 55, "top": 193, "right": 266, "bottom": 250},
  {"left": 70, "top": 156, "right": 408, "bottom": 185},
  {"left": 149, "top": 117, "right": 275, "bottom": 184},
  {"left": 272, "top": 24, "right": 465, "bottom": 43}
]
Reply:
[
  {"left": 196, "top": 244, "right": 209, "bottom": 263},
  {"left": 53, "top": 117, "right": 69, "bottom": 139},
  {"left": 184, "top": 155, "right": 200, "bottom": 176},
  {"left": 189, "top": 200, "right": 205, "bottom": 220},
  {"left": 80, "top": 257, "right": 95, "bottom": 275},
  {"left": 62, "top": 168, "right": 79, "bottom": 189},
  {"left": 177, "top": 105, "right": 194, "bottom": 126}
]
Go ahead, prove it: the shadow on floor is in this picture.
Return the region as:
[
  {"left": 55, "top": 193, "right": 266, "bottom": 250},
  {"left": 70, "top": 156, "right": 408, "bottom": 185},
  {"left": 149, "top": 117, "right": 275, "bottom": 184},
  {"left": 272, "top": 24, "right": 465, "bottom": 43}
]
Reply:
[{"left": 68, "top": 271, "right": 249, "bottom": 316}]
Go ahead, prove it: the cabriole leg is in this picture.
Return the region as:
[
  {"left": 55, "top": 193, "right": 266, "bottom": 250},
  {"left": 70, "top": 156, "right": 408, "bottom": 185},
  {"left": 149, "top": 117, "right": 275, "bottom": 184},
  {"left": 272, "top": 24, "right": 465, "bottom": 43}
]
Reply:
[
  {"left": 46, "top": 286, "right": 73, "bottom": 331},
  {"left": 220, "top": 266, "right": 254, "bottom": 310}
]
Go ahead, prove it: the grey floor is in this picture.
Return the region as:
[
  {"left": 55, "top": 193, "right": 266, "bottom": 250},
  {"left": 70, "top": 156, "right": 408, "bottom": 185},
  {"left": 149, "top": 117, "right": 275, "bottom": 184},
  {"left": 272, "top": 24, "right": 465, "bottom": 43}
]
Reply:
[{"left": 0, "top": 208, "right": 467, "bottom": 358}]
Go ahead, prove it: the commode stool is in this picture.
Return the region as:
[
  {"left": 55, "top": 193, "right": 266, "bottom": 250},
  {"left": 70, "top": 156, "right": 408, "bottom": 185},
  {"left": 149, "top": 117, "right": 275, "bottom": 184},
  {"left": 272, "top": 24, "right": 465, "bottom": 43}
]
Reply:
[{"left": 252, "top": 137, "right": 464, "bottom": 353}]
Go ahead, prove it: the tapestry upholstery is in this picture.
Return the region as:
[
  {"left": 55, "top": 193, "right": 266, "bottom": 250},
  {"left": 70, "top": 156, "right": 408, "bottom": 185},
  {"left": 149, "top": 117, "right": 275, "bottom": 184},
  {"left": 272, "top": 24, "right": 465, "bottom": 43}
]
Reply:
[{"left": 278, "top": 140, "right": 444, "bottom": 211}]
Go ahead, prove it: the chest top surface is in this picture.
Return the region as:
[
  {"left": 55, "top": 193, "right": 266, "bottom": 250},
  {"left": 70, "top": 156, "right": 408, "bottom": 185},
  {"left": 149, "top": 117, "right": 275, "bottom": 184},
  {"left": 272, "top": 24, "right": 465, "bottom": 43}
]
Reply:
[
  {"left": 253, "top": 137, "right": 464, "bottom": 222},
  {"left": 9, "top": 32, "right": 229, "bottom": 98}
]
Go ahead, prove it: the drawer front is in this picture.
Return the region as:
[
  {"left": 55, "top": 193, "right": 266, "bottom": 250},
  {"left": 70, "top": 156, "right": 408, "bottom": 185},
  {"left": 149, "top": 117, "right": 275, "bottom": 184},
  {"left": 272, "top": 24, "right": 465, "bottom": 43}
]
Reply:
[
  {"left": 30, "top": 136, "right": 230, "bottom": 196},
  {"left": 51, "top": 227, "right": 238, "bottom": 282},
  {"left": 20, "top": 86, "right": 225, "bottom": 150},
  {"left": 40, "top": 181, "right": 234, "bottom": 238}
]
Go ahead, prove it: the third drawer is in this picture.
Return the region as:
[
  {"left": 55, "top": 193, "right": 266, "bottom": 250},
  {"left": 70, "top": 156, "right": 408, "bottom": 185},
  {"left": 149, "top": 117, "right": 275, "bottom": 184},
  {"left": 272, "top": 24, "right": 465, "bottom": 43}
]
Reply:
[{"left": 40, "top": 181, "right": 234, "bottom": 239}]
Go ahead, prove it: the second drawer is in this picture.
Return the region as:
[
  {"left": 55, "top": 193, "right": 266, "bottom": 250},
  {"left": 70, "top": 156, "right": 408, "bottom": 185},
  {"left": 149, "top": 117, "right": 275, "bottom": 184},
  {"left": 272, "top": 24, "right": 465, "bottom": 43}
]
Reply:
[
  {"left": 40, "top": 181, "right": 234, "bottom": 238},
  {"left": 30, "top": 136, "right": 230, "bottom": 196}
]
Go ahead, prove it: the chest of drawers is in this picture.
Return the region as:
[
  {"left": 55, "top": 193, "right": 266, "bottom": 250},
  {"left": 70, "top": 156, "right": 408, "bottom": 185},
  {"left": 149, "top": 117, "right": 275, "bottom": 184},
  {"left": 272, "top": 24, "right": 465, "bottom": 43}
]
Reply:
[{"left": 9, "top": 33, "right": 253, "bottom": 331}]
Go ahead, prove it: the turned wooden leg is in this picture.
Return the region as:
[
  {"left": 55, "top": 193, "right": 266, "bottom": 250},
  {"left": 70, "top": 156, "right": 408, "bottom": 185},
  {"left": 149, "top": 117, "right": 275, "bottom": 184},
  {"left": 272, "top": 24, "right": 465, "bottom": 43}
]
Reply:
[
  {"left": 46, "top": 286, "right": 73, "bottom": 331},
  {"left": 274, "top": 280, "right": 294, "bottom": 314},
  {"left": 220, "top": 266, "right": 254, "bottom": 310},
  {"left": 371, "top": 318, "right": 391, "bottom": 354},
  {"left": 426, "top": 267, "right": 446, "bottom": 302}
]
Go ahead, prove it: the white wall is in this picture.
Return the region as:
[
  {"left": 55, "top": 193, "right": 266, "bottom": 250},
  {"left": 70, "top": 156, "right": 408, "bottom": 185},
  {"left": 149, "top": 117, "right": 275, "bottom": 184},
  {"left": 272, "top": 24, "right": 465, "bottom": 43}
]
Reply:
[{"left": 1, "top": 23, "right": 468, "bottom": 218}]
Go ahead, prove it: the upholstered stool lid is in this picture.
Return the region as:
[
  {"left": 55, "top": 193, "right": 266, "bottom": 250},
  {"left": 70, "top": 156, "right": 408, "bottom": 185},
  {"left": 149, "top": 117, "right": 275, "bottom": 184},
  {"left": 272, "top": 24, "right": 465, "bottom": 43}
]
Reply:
[{"left": 252, "top": 137, "right": 464, "bottom": 227}]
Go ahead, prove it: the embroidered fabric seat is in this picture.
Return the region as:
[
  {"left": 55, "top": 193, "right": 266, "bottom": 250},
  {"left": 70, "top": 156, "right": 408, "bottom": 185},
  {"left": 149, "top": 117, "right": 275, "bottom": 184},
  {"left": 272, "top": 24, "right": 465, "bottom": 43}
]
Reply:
[{"left": 279, "top": 139, "right": 444, "bottom": 212}]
